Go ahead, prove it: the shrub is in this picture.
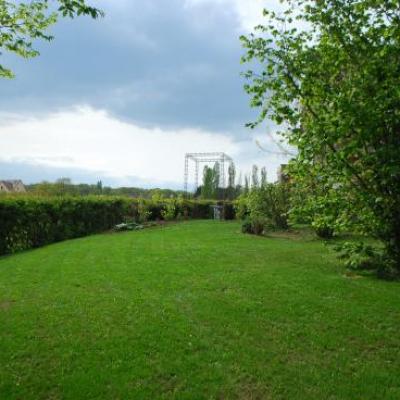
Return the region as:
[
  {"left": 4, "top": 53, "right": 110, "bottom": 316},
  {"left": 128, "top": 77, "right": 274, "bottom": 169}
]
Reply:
[
  {"left": 336, "top": 241, "right": 381, "bottom": 270},
  {"left": 241, "top": 217, "right": 265, "bottom": 236},
  {"left": 137, "top": 200, "right": 152, "bottom": 223},
  {"left": 234, "top": 195, "right": 249, "bottom": 220},
  {"left": 223, "top": 202, "right": 236, "bottom": 220},
  {"left": 0, "top": 197, "right": 130, "bottom": 255},
  {"left": 241, "top": 219, "right": 253, "bottom": 234},
  {"left": 296, "top": 196, "right": 339, "bottom": 239},
  {"left": 239, "top": 183, "right": 290, "bottom": 230},
  {"left": 161, "top": 200, "right": 177, "bottom": 221},
  {"left": 251, "top": 217, "right": 266, "bottom": 235},
  {"left": 314, "top": 225, "right": 334, "bottom": 239},
  {"left": 313, "top": 218, "right": 335, "bottom": 239},
  {"left": 0, "top": 197, "right": 236, "bottom": 255},
  {"left": 336, "top": 241, "right": 399, "bottom": 280}
]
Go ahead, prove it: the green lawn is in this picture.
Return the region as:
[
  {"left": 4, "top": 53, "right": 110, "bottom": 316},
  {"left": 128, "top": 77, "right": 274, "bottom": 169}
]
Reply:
[{"left": 1, "top": 221, "right": 399, "bottom": 399}]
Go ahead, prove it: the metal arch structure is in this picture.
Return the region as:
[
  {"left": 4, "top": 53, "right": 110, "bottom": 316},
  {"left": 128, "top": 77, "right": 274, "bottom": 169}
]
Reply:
[{"left": 184, "top": 152, "right": 233, "bottom": 195}]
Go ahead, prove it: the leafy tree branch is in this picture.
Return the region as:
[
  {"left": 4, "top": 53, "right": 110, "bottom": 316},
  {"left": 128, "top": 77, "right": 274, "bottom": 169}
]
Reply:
[{"left": 0, "top": 0, "right": 103, "bottom": 77}]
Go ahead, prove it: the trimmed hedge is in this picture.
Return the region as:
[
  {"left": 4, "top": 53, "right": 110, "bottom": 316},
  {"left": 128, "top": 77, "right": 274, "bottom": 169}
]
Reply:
[{"left": 0, "top": 197, "right": 235, "bottom": 255}]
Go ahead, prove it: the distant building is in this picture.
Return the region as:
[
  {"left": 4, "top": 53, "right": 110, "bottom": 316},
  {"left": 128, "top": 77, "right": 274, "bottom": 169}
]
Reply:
[
  {"left": 0, "top": 180, "right": 27, "bottom": 193},
  {"left": 277, "top": 164, "right": 289, "bottom": 183}
]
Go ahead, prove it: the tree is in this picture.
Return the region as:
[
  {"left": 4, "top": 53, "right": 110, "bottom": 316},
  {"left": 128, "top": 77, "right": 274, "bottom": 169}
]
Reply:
[
  {"left": 228, "top": 162, "right": 236, "bottom": 200},
  {"left": 212, "top": 162, "right": 220, "bottom": 198},
  {"left": 251, "top": 165, "right": 259, "bottom": 189},
  {"left": 228, "top": 162, "right": 236, "bottom": 189},
  {"left": 247, "top": 183, "right": 290, "bottom": 230},
  {"left": 96, "top": 180, "right": 103, "bottom": 194},
  {"left": 244, "top": 175, "right": 250, "bottom": 195},
  {"left": 0, "top": 0, "right": 103, "bottom": 78},
  {"left": 260, "top": 167, "right": 267, "bottom": 188},
  {"left": 201, "top": 166, "right": 214, "bottom": 199},
  {"left": 237, "top": 171, "right": 242, "bottom": 188},
  {"left": 55, "top": 177, "right": 73, "bottom": 196},
  {"left": 241, "top": 1, "right": 400, "bottom": 275}
]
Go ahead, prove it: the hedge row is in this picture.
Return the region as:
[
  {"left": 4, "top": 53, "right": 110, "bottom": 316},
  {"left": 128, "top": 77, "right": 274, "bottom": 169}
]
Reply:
[{"left": 0, "top": 197, "right": 235, "bottom": 255}]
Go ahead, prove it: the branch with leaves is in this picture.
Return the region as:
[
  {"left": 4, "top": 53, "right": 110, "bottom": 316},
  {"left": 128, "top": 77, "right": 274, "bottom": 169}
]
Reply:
[{"left": 0, "top": 0, "right": 103, "bottom": 77}]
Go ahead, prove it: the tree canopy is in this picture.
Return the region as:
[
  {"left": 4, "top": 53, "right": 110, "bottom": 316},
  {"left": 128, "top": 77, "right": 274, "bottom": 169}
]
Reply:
[
  {"left": 0, "top": 0, "right": 103, "bottom": 77},
  {"left": 242, "top": 0, "right": 400, "bottom": 276}
]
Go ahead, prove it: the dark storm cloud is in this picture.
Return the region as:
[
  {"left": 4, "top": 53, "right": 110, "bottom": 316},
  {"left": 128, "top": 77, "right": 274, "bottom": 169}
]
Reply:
[{"left": 0, "top": 0, "right": 257, "bottom": 134}]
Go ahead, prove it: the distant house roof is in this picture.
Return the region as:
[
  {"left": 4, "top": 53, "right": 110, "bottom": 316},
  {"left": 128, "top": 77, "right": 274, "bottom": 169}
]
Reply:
[
  {"left": 0, "top": 180, "right": 26, "bottom": 192},
  {"left": 0, "top": 181, "right": 13, "bottom": 191}
]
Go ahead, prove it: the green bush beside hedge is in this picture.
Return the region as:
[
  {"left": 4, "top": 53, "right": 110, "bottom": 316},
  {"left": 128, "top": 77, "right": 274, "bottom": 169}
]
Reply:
[{"left": 0, "top": 197, "right": 235, "bottom": 255}]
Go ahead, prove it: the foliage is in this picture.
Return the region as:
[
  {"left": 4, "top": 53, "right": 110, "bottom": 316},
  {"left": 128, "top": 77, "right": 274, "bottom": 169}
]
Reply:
[
  {"left": 212, "top": 162, "right": 220, "bottom": 195},
  {"left": 0, "top": 0, "right": 103, "bottom": 77},
  {"left": 290, "top": 182, "right": 338, "bottom": 238},
  {"left": 0, "top": 196, "right": 235, "bottom": 255},
  {"left": 236, "top": 183, "right": 290, "bottom": 237},
  {"left": 241, "top": 218, "right": 252, "bottom": 234},
  {"left": 247, "top": 183, "right": 291, "bottom": 230},
  {"left": 161, "top": 199, "right": 177, "bottom": 221},
  {"left": 27, "top": 180, "right": 185, "bottom": 199},
  {"left": 201, "top": 166, "right": 215, "bottom": 199},
  {"left": 234, "top": 194, "right": 250, "bottom": 221},
  {"left": 336, "top": 240, "right": 400, "bottom": 279},
  {"left": 222, "top": 202, "right": 236, "bottom": 220},
  {"left": 197, "top": 162, "right": 241, "bottom": 201},
  {"left": 260, "top": 167, "right": 267, "bottom": 188},
  {"left": 137, "top": 200, "right": 152, "bottom": 223},
  {"left": 243, "top": 175, "right": 250, "bottom": 194},
  {"left": 0, "top": 196, "right": 128, "bottom": 254},
  {"left": 251, "top": 165, "right": 259, "bottom": 188},
  {"left": 313, "top": 221, "right": 334, "bottom": 240},
  {"left": 227, "top": 162, "right": 236, "bottom": 200},
  {"left": 336, "top": 241, "right": 380, "bottom": 270},
  {"left": 241, "top": 217, "right": 265, "bottom": 236},
  {"left": 201, "top": 163, "right": 225, "bottom": 200},
  {"left": 241, "top": 0, "right": 400, "bottom": 275}
]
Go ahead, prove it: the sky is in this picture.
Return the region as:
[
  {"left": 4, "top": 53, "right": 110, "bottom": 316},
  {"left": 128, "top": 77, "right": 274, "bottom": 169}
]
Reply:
[{"left": 0, "top": 0, "right": 289, "bottom": 189}]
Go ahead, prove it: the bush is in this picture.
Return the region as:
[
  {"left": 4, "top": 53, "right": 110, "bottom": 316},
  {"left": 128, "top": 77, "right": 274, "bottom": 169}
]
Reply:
[
  {"left": 223, "top": 202, "right": 236, "bottom": 220},
  {"left": 161, "top": 200, "right": 177, "bottom": 221},
  {"left": 241, "top": 217, "right": 265, "bottom": 236},
  {"left": 0, "top": 197, "right": 236, "bottom": 255},
  {"left": 0, "top": 197, "right": 130, "bottom": 255},
  {"left": 308, "top": 203, "right": 338, "bottom": 239},
  {"left": 234, "top": 195, "right": 249, "bottom": 220},
  {"left": 238, "top": 184, "right": 290, "bottom": 230},
  {"left": 251, "top": 218, "right": 266, "bottom": 235},
  {"left": 336, "top": 241, "right": 400, "bottom": 280},
  {"left": 314, "top": 224, "right": 334, "bottom": 239},
  {"left": 241, "top": 219, "right": 253, "bottom": 234},
  {"left": 138, "top": 200, "right": 152, "bottom": 223}
]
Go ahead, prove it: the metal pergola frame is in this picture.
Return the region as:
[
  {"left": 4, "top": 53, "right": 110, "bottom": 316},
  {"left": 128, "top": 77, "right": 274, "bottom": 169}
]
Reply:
[{"left": 184, "top": 152, "right": 233, "bottom": 195}]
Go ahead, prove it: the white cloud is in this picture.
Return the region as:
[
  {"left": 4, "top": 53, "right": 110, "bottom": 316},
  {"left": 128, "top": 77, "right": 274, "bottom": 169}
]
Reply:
[
  {"left": 0, "top": 107, "right": 289, "bottom": 187},
  {"left": 0, "top": 107, "right": 237, "bottom": 185},
  {"left": 184, "top": 0, "right": 282, "bottom": 32},
  {"left": 232, "top": 0, "right": 268, "bottom": 32}
]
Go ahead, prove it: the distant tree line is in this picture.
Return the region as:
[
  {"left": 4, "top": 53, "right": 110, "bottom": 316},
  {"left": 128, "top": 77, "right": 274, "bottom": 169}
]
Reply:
[
  {"left": 25, "top": 164, "right": 271, "bottom": 201},
  {"left": 26, "top": 178, "right": 185, "bottom": 199}
]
